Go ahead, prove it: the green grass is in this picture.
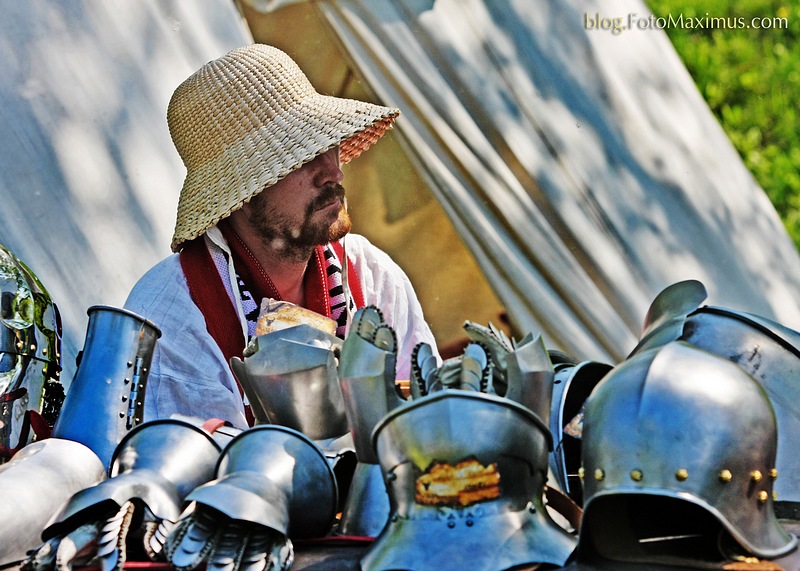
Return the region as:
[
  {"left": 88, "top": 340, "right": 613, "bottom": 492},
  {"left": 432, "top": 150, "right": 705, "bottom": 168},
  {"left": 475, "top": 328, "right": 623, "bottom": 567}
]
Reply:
[{"left": 645, "top": 0, "right": 800, "bottom": 248}]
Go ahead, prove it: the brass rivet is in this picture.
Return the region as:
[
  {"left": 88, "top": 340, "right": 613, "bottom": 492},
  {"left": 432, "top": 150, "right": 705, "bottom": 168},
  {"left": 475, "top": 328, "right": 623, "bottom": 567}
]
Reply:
[
  {"left": 15, "top": 341, "right": 22, "bottom": 350},
  {"left": 578, "top": 467, "right": 585, "bottom": 480},
  {"left": 29, "top": 344, "right": 35, "bottom": 352},
  {"left": 751, "top": 470, "right": 763, "bottom": 483},
  {"left": 758, "top": 491, "right": 769, "bottom": 504},
  {"left": 630, "top": 469, "right": 643, "bottom": 482},
  {"left": 675, "top": 469, "right": 689, "bottom": 482},
  {"left": 594, "top": 468, "right": 605, "bottom": 481},
  {"left": 719, "top": 469, "right": 733, "bottom": 483},
  {"left": 773, "top": 491, "right": 779, "bottom": 501},
  {"left": 42, "top": 348, "right": 47, "bottom": 355},
  {"left": 770, "top": 468, "right": 778, "bottom": 480}
]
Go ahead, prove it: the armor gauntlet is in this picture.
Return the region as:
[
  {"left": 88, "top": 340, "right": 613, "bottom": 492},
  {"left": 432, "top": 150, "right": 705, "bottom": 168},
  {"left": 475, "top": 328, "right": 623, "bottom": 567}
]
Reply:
[
  {"left": 25, "top": 418, "right": 225, "bottom": 571},
  {"left": 164, "top": 425, "right": 338, "bottom": 571}
]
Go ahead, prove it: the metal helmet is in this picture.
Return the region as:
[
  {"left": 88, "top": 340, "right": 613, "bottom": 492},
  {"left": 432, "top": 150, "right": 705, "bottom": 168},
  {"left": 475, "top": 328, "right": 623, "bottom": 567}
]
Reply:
[
  {"left": 0, "top": 244, "right": 64, "bottom": 461},
  {"left": 549, "top": 359, "right": 612, "bottom": 505},
  {"left": 631, "top": 279, "right": 800, "bottom": 510},
  {"left": 363, "top": 390, "right": 576, "bottom": 571},
  {"left": 580, "top": 341, "right": 797, "bottom": 564}
]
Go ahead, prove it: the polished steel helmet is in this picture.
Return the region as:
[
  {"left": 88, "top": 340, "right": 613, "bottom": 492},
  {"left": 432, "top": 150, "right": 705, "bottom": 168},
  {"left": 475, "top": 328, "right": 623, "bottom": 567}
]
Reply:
[
  {"left": 549, "top": 359, "right": 612, "bottom": 505},
  {"left": 631, "top": 279, "right": 800, "bottom": 510},
  {"left": 580, "top": 341, "right": 797, "bottom": 564},
  {"left": 0, "top": 243, "right": 64, "bottom": 461},
  {"left": 363, "top": 390, "right": 576, "bottom": 571}
]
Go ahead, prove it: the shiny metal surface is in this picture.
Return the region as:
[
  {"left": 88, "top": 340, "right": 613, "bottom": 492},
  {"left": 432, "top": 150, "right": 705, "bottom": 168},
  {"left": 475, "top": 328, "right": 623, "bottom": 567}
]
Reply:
[
  {"left": 44, "top": 417, "right": 221, "bottom": 540},
  {"left": 0, "top": 243, "right": 64, "bottom": 461},
  {"left": 0, "top": 438, "right": 105, "bottom": 565},
  {"left": 549, "top": 360, "right": 613, "bottom": 504},
  {"left": 581, "top": 341, "right": 796, "bottom": 561},
  {"left": 629, "top": 279, "right": 708, "bottom": 355},
  {"left": 338, "top": 307, "right": 403, "bottom": 464},
  {"left": 337, "top": 461, "right": 390, "bottom": 538},
  {"left": 51, "top": 305, "right": 161, "bottom": 470},
  {"left": 188, "top": 425, "right": 338, "bottom": 538},
  {"left": 364, "top": 390, "right": 574, "bottom": 570},
  {"left": 230, "top": 324, "right": 346, "bottom": 440},
  {"left": 503, "top": 332, "right": 554, "bottom": 426},
  {"left": 630, "top": 280, "right": 800, "bottom": 505}
]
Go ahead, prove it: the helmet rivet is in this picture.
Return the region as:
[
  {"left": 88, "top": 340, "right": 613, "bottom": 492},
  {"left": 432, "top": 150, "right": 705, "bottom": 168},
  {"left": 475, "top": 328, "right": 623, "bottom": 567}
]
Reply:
[
  {"left": 770, "top": 468, "right": 778, "bottom": 480},
  {"left": 630, "top": 469, "right": 643, "bottom": 482},
  {"left": 675, "top": 469, "right": 689, "bottom": 482},
  {"left": 719, "top": 469, "right": 733, "bottom": 483},
  {"left": 594, "top": 468, "right": 605, "bottom": 481},
  {"left": 751, "top": 470, "right": 763, "bottom": 483},
  {"left": 578, "top": 467, "right": 585, "bottom": 480},
  {"left": 758, "top": 491, "right": 769, "bottom": 504}
]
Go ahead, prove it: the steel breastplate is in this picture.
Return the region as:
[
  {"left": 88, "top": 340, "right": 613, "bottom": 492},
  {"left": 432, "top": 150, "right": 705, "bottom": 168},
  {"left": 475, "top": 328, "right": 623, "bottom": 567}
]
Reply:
[{"left": 363, "top": 390, "right": 576, "bottom": 571}]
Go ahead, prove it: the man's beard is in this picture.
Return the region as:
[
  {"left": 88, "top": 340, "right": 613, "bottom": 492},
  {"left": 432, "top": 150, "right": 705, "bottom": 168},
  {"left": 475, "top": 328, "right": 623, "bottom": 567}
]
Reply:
[{"left": 248, "top": 183, "right": 352, "bottom": 262}]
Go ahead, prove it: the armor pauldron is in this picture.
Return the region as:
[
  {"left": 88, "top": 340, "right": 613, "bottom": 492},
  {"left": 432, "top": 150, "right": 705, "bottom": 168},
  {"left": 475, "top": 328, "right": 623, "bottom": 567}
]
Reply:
[{"left": 0, "top": 438, "right": 105, "bottom": 565}]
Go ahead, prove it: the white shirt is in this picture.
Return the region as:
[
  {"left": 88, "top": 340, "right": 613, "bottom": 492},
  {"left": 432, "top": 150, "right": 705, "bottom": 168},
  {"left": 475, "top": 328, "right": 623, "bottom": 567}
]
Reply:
[{"left": 124, "top": 232, "right": 439, "bottom": 428}]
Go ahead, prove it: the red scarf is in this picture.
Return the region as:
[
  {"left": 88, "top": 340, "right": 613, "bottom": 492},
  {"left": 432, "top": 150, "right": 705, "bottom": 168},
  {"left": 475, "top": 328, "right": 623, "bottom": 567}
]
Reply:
[{"left": 179, "top": 226, "right": 364, "bottom": 423}]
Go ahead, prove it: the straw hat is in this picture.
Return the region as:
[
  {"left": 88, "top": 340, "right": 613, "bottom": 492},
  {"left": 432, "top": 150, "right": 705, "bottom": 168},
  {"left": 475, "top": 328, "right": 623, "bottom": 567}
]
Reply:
[{"left": 167, "top": 44, "right": 400, "bottom": 252}]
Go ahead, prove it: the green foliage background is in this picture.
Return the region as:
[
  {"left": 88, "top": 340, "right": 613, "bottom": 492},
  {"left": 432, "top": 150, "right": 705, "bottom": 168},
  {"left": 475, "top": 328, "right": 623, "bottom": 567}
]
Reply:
[{"left": 645, "top": 0, "right": 800, "bottom": 249}]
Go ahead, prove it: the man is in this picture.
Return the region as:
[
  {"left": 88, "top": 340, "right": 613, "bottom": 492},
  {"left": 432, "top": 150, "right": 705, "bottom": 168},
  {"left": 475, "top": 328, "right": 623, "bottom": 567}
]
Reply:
[{"left": 125, "top": 44, "right": 439, "bottom": 428}]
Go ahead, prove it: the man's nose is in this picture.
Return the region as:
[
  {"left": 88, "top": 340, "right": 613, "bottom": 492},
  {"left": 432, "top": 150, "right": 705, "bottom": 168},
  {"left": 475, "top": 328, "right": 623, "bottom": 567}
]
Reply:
[{"left": 313, "top": 147, "right": 343, "bottom": 186}]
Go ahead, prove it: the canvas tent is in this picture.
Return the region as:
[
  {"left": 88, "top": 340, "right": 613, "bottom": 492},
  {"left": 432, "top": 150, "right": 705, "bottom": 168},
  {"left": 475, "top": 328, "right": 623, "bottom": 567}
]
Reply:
[{"left": 1, "top": 0, "right": 798, "bottom": 383}]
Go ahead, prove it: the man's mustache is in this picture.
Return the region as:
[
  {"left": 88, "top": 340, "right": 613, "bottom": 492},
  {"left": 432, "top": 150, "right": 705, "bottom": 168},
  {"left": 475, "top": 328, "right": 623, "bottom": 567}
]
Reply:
[{"left": 309, "top": 183, "right": 346, "bottom": 212}]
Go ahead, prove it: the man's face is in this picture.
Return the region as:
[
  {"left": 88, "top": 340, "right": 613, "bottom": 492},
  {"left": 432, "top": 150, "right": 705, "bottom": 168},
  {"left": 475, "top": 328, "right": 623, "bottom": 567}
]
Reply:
[{"left": 242, "top": 146, "right": 351, "bottom": 259}]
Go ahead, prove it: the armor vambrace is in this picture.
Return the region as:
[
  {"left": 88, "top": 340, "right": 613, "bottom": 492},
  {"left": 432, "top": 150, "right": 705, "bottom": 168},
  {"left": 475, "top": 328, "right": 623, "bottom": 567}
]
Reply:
[{"left": 0, "top": 438, "right": 105, "bottom": 566}]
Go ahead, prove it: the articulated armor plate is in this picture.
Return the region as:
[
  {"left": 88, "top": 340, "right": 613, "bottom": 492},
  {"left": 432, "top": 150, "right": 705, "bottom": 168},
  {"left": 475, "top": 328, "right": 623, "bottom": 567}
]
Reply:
[
  {"left": 0, "top": 243, "right": 64, "bottom": 461},
  {"left": 631, "top": 280, "right": 800, "bottom": 508},
  {"left": 363, "top": 390, "right": 576, "bottom": 571},
  {"left": 0, "top": 438, "right": 105, "bottom": 565},
  {"left": 230, "top": 324, "right": 347, "bottom": 440},
  {"left": 580, "top": 341, "right": 796, "bottom": 564},
  {"left": 338, "top": 306, "right": 402, "bottom": 464},
  {"left": 549, "top": 360, "right": 612, "bottom": 504},
  {"left": 187, "top": 424, "right": 338, "bottom": 539},
  {"left": 52, "top": 305, "right": 161, "bottom": 469},
  {"left": 336, "top": 306, "right": 401, "bottom": 536},
  {"left": 44, "top": 417, "right": 222, "bottom": 540},
  {"left": 503, "top": 332, "right": 554, "bottom": 425}
]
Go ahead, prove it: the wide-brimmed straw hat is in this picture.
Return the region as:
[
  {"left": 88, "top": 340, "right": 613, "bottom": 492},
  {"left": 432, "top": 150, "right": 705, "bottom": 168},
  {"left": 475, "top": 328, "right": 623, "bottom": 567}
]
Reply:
[{"left": 167, "top": 44, "right": 400, "bottom": 252}]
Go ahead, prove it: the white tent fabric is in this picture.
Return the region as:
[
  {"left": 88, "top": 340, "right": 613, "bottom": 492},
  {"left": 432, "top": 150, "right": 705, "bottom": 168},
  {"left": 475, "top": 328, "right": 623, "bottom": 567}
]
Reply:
[
  {"left": 249, "top": 0, "right": 800, "bottom": 362},
  {"left": 1, "top": 0, "right": 798, "bottom": 381},
  {"left": 0, "top": 0, "right": 252, "bottom": 380}
]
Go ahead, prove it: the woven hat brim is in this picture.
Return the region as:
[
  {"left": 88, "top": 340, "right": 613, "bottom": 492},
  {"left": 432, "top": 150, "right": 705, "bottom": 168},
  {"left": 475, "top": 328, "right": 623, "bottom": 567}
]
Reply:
[{"left": 171, "top": 93, "right": 398, "bottom": 252}]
